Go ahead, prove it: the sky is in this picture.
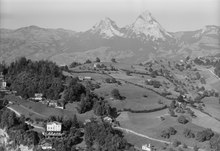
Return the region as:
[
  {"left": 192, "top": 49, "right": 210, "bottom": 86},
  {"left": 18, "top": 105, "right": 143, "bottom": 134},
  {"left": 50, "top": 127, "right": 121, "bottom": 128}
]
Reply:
[{"left": 0, "top": 0, "right": 219, "bottom": 32}]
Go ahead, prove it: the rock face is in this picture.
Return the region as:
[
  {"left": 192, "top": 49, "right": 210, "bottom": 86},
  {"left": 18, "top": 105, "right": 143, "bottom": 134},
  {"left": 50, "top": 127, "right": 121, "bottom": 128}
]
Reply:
[{"left": 0, "top": 11, "right": 219, "bottom": 65}]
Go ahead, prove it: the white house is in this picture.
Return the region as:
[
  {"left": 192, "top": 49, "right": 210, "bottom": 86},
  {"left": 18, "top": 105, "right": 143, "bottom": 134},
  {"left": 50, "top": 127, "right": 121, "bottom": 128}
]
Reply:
[
  {"left": 78, "top": 76, "right": 84, "bottom": 81},
  {"left": 84, "top": 76, "right": 92, "bottom": 80},
  {"left": 46, "top": 121, "right": 62, "bottom": 132},
  {"left": 142, "top": 144, "right": 151, "bottom": 151},
  {"left": 94, "top": 63, "right": 98, "bottom": 68},
  {"left": 84, "top": 119, "right": 91, "bottom": 125},
  {"left": 0, "top": 81, "right": 6, "bottom": 89},
  {"left": 146, "top": 79, "right": 151, "bottom": 82},
  {"left": 103, "top": 116, "right": 113, "bottom": 123}
]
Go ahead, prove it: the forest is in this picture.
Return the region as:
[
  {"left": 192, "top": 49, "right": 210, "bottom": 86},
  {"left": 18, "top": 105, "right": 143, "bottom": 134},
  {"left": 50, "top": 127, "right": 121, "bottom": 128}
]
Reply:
[{"left": 0, "top": 57, "right": 64, "bottom": 99}]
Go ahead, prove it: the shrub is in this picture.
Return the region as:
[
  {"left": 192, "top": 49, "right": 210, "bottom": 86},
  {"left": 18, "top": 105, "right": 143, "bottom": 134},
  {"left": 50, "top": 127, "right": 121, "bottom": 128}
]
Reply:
[
  {"left": 182, "top": 143, "right": 187, "bottom": 148},
  {"left": 193, "top": 145, "right": 199, "bottom": 151},
  {"left": 70, "top": 62, "right": 81, "bottom": 68},
  {"left": 111, "top": 58, "right": 116, "bottom": 63},
  {"left": 183, "top": 128, "right": 195, "bottom": 138},
  {"left": 209, "top": 134, "right": 220, "bottom": 150},
  {"left": 161, "top": 127, "right": 177, "bottom": 139},
  {"left": 111, "top": 89, "right": 122, "bottom": 100},
  {"left": 196, "top": 129, "right": 214, "bottom": 142},
  {"left": 125, "top": 71, "right": 131, "bottom": 76},
  {"left": 95, "top": 57, "right": 100, "bottom": 62},
  {"left": 169, "top": 108, "right": 176, "bottom": 117},
  {"left": 173, "top": 140, "right": 181, "bottom": 147},
  {"left": 85, "top": 59, "right": 92, "bottom": 64},
  {"left": 178, "top": 115, "right": 188, "bottom": 124}
]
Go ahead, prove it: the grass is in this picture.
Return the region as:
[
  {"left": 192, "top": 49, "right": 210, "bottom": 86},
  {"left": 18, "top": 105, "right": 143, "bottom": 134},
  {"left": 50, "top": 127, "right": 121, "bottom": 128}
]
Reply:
[
  {"left": 6, "top": 95, "right": 96, "bottom": 122},
  {"left": 117, "top": 110, "right": 213, "bottom": 150},
  {"left": 202, "top": 97, "right": 220, "bottom": 120},
  {"left": 190, "top": 107, "right": 220, "bottom": 133},
  {"left": 95, "top": 82, "right": 169, "bottom": 111}
]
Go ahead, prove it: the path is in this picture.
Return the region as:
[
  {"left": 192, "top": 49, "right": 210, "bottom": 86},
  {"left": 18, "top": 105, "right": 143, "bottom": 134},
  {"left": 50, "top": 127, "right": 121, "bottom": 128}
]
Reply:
[
  {"left": 7, "top": 106, "right": 45, "bottom": 130},
  {"left": 114, "top": 126, "right": 171, "bottom": 144},
  {"left": 115, "top": 126, "right": 206, "bottom": 151},
  {"left": 207, "top": 69, "right": 220, "bottom": 80},
  {"left": 20, "top": 105, "right": 47, "bottom": 118},
  {"left": 7, "top": 106, "right": 21, "bottom": 116}
]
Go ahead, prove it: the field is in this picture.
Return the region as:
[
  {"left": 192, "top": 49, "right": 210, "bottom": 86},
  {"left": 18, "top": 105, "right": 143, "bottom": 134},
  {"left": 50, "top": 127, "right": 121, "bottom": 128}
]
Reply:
[
  {"left": 6, "top": 94, "right": 95, "bottom": 122},
  {"left": 202, "top": 97, "right": 220, "bottom": 120},
  {"left": 117, "top": 111, "right": 210, "bottom": 150},
  {"left": 95, "top": 81, "right": 170, "bottom": 111}
]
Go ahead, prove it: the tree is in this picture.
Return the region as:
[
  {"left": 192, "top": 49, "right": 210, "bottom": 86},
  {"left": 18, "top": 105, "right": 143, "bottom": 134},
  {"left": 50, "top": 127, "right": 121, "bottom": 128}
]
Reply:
[
  {"left": 111, "top": 89, "right": 122, "bottom": 100},
  {"left": 111, "top": 58, "right": 116, "bottom": 63},
  {"left": 161, "top": 127, "right": 177, "bottom": 139},
  {"left": 178, "top": 115, "right": 188, "bottom": 124},
  {"left": 125, "top": 71, "right": 131, "bottom": 76},
  {"left": 209, "top": 134, "right": 220, "bottom": 150},
  {"left": 85, "top": 59, "right": 92, "bottom": 64},
  {"left": 96, "top": 57, "right": 101, "bottom": 62},
  {"left": 182, "top": 143, "right": 187, "bottom": 148},
  {"left": 193, "top": 145, "right": 199, "bottom": 151},
  {"left": 173, "top": 140, "right": 181, "bottom": 147},
  {"left": 169, "top": 108, "right": 176, "bottom": 117},
  {"left": 70, "top": 62, "right": 81, "bottom": 68},
  {"left": 183, "top": 128, "right": 195, "bottom": 138},
  {"left": 64, "top": 78, "right": 86, "bottom": 103},
  {"left": 196, "top": 129, "right": 214, "bottom": 142}
]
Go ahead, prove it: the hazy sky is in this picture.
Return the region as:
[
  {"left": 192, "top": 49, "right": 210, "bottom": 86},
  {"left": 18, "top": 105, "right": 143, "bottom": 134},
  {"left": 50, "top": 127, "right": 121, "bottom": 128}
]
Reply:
[{"left": 0, "top": 0, "right": 219, "bottom": 32}]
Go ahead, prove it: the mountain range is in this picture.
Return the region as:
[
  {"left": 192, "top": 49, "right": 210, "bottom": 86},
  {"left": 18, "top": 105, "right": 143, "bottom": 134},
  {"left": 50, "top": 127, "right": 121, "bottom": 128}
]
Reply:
[{"left": 0, "top": 10, "right": 219, "bottom": 65}]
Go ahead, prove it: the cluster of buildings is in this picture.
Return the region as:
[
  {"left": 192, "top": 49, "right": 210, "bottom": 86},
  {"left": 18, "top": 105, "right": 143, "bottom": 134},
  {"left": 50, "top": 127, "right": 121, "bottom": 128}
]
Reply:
[
  {"left": 0, "top": 72, "right": 7, "bottom": 90},
  {"left": 40, "top": 121, "right": 63, "bottom": 150},
  {"left": 78, "top": 76, "right": 92, "bottom": 81},
  {"left": 30, "top": 93, "right": 64, "bottom": 109}
]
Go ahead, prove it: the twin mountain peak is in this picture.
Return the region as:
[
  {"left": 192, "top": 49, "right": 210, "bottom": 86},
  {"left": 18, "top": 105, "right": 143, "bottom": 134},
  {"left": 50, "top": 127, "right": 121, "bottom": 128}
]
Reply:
[{"left": 90, "top": 10, "right": 173, "bottom": 41}]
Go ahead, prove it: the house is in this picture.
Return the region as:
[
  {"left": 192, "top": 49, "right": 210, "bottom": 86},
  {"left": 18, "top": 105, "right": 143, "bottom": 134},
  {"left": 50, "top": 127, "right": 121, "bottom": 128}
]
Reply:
[
  {"left": 78, "top": 76, "right": 84, "bottom": 81},
  {"left": 46, "top": 121, "right": 62, "bottom": 132},
  {"left": 103, "top": 116, "right": 113, "bottom": 123},
  {"left": 94, "top": 63, "right": 98, "bottom": 68},
  {"left": 78, "top": 76, "right": 92, "bottom": 81},
  {"left": 142, "top": 144, "right": 151, "bottom": 151},
  {"left": 84, "top": 119, "right": 91, "bottom": 125},
  {"left": 34, "top": 93, "right": 43, "bottom": 101},
  {"left": 48, "top": 100, "right": 57, "bottom": 107},
  {"left": 146, "top": 79, "right": 151, "bottom": 82},
  {"left": 44, "top": 121, "right": 63, "bottom": 137},
  {"left": 84, "top": 76, "right": 92, "bottom": 80}
]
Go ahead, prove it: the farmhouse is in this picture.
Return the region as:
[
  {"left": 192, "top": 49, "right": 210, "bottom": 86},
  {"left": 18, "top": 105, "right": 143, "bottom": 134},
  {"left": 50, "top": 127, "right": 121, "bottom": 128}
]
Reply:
[
  {"left": 34, "top": 93, "right": 43, "bottom": 101},
  {"left": 84, "top": 119, "right": 91, "bottom": 125},
  {"left": 142, "top": 144, "right": 151, "bottom": 151},
  {"left": 78, "top": 76, "right": 92, "bottom": 81},
  {"left": 103, "top": 116, "right": 113, "bottom": 123},
  {"left": 84, "top": 76, "right": 92, "bottom": 80},
  {"left": 40, "top": 141, "right": 52, "bottom": 150}
]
